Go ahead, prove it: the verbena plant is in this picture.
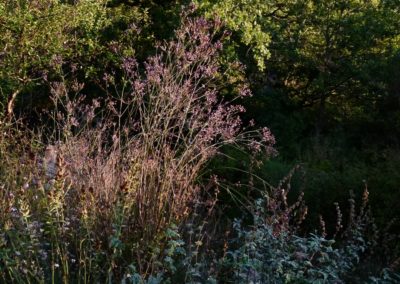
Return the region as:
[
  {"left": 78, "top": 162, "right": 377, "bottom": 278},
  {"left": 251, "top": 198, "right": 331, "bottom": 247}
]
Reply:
[{"left": 0, "top": 10, "right": 275, "bottom": 283}]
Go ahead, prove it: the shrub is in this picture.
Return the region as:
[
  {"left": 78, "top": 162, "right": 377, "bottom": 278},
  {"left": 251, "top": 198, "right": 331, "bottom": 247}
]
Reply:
[{"left": 219, "top": 185, "right": 400, "bottom": 284}]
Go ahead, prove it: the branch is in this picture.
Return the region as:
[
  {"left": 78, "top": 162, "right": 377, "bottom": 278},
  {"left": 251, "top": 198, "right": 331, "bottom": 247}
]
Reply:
[{"left": 7, "top": 89, "right": 20, "bottom": 117}]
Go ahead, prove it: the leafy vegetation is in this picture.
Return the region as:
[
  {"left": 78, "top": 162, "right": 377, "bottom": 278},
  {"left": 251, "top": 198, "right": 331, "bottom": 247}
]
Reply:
[{"left": 0, "top": 1, "right": 399, "bottom": 283}]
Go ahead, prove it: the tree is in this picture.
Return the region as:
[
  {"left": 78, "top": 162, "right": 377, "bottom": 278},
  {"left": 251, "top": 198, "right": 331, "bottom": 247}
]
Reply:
[
  {"left": 0, "top": 0, "right": 149, "bottom": 115},
  {"left": 198, "top": 0, "right": 400, "bottom": 136}
]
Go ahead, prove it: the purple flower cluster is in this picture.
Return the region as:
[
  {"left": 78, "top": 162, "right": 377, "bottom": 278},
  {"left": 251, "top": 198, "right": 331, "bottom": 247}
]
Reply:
[{"left": 122, "top": 14, "right": 275, "bottom": 160}]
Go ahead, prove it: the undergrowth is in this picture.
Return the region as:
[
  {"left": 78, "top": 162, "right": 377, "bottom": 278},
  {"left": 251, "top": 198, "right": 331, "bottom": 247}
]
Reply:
[{"left": 0, "top": 7, "right": 399, "bottom": 284}]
